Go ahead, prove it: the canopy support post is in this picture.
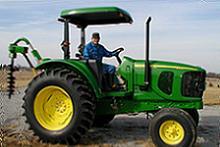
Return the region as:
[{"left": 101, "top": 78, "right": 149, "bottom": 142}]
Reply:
[
  {"left": 61, "top": 19, "right": 70, "bottom": 59},
  {"left": 81, "top": 27, "right": 86, "bottom": 47}
]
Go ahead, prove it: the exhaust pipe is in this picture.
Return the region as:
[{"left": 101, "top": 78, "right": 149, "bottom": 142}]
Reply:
[{"left": 145, "top": 17, "right": 151, "bottom": 86}]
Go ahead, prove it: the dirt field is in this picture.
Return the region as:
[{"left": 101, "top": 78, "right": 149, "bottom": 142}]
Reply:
[
  {"left": 0, "top": 70, "right": 34, "bottom": 92},
  {"left": 2, "top": 96, "right": 220, "bottom": 147},
  {"left": 204, "top": 78, "right": 220, "bottom": 105},
  {"left": 0, "top": 70, "right": 220, "bottom": 147}
]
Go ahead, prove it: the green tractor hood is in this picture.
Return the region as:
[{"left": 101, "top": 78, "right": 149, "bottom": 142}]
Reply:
[{"left": 149, "top": 60, "right": 205, "bottom": 71}]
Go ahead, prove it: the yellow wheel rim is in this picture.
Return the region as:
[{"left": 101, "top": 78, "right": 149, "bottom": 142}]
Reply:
[
  {"left": 34, "top": 86, "right": 74, "bottom": 131},
  {"left": 159, "top": 120, "right": 185, "bottom": 145}
]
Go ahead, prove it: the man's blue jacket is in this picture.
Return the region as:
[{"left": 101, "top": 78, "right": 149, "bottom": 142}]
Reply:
[
  {"left": 83, "top": 42, "right": 117, "bottom": 62},
  {"left": 83, "top": 42, "right": 117, "bottom": 74}
]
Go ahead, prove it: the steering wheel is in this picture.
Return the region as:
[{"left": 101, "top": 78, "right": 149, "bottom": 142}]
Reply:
[{"left": 114, "top": 47, "right": 124, "bottom": 64}]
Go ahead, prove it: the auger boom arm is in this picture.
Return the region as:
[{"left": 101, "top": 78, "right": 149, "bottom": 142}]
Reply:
[{"left": 7, "top": 37, "right": 42, "bottom": 98}]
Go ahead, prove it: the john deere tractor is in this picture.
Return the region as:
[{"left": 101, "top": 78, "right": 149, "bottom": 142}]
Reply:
[{"left": 7, "top": 7, "right": 206, "bottom": 146}]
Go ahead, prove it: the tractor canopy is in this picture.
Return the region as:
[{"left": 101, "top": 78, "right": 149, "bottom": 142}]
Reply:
[{"left": 60, "top": 7, "right": 133, "bottom": 27}]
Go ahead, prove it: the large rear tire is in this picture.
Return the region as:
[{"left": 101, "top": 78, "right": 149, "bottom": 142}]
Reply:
[
  {"left": 22, "top": 67, "right": 95, "bottom": 144},
  {"left": 149, "top": 108, "right": 196, "bottom": 147}
]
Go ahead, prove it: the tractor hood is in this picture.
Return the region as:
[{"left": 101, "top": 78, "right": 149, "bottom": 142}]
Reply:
[
  {"left": 118, "top": 56, "right": 206, "bottom": 101},
  {"left": 121, "top": 56, "right": 205, "bottom": 72},
  {"left": 148, "top": 60, "right": 205, "bottom": 72}
]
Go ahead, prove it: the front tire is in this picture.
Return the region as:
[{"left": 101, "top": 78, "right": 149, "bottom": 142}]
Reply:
[
  {"left": 22, "top": 67, "right": 95, "bottom": 144},
  {"left": 149, "top": 108, "right": 196, "bottom": 147},
  {"left": 185, "top": 109, "right": 199, "bottom": 126}
]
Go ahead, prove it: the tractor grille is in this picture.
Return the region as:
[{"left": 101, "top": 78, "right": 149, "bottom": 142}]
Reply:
[{"left": 182, "top": 71, "right": 206, "bottom": 97}]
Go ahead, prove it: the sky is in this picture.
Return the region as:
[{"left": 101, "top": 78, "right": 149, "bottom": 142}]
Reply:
[{"left": 0, "top": 0, "right": 219, "bottom": 72}]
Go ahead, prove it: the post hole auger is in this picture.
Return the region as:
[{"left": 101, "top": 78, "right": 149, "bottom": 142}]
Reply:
[{"left": 7, "top": 37, "right": 42, "bottom": 98}]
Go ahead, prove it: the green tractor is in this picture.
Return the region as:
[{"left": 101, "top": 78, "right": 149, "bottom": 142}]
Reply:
[{"left": 7, "top": 7, "right": 206, "bottom": 146}]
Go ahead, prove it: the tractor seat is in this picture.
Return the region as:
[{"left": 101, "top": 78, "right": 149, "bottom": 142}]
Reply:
[
  {"left": 75, "top": 53, "right": 84, "bottom": 59},
  {"left": 75, "top": 44, "right": 84, "bottom": 59}
]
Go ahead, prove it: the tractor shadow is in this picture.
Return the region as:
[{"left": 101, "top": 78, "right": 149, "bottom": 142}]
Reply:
[
  {"left": 79, "top": 114, "right": 154, "bottom": 146},
  {"left": 196, "top": 115, "right": 220, "bottom": 147}
]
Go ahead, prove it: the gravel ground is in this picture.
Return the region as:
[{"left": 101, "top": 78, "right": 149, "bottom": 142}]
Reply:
[{"left": 1, "top": 88, "right": 220, "bottom": 147}]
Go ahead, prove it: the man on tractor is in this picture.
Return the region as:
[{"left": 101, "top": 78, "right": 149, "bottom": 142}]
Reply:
[
  {"left": 83, "top": 32, "right": 117, "bottom": 74},
  {"left": 83, "top": 32, "right": 123, "bottom": 90}
]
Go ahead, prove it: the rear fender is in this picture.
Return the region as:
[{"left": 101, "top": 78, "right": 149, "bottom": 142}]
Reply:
[{"left": 35, "top": 59, "right": 102, "bottom": 99}]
